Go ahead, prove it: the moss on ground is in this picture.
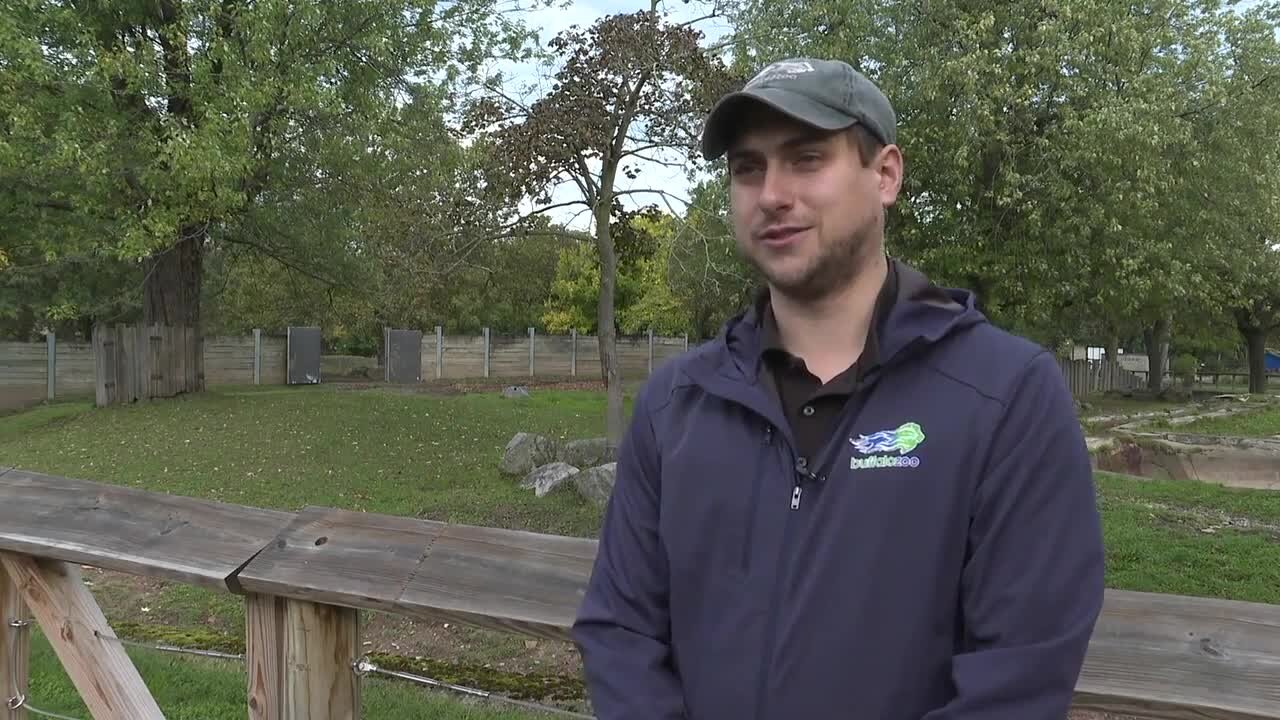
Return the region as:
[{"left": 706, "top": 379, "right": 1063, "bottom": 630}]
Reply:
[{"left": 110, "top": 623, "right": 586, "bottom": 703}]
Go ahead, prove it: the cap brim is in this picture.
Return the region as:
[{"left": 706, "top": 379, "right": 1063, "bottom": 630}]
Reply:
[{"left": 700, "top": 87, "right": 856, "bottom": 160}]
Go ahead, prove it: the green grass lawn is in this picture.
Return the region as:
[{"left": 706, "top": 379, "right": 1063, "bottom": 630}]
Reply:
[
  {"left": 1158, "top": 405, "right": 1280, "bottom": 438},
  {"left": 2, "top": 385, "right": 1279, "bottom": 715},
  {"left": 1095, "top": 472, "right": 1280, "bottom": 603},
  {"left": 0, "top": 384, "right": 619, "bottom": 538}
]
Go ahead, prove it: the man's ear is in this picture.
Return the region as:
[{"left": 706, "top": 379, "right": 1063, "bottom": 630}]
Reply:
[{"left": 877, "top": 145, "right": 904, "bottom": 207}]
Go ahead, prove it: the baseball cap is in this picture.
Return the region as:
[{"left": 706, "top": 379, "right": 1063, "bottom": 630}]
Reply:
[{"left": 700, "top": 58, "right": 897, "bottom": 161}]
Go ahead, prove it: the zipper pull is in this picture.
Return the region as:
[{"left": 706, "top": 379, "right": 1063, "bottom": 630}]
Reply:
[
  {"left": 791, "top": 483, "right": 803, "bottom": 510},
  {"left": 763, "top": 425, "right": 774, "bottom": 445}
]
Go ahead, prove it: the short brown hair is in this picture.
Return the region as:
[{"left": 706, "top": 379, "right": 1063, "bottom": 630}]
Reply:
[{"left": 846, "top": 125, "right": 884, "bottom": 167}]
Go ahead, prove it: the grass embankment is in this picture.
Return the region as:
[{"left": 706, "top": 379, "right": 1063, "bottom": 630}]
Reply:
[
  {"left": 1159, "top": 405, "right": 1280, "bottom": 438},
  {"left": 2, "top": 385, "right": 1278, "bottom": 714}
]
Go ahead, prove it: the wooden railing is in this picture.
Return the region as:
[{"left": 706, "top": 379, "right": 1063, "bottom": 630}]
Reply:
[{"left": 0, "top": 466, "right": 1277, "bottom": 719}]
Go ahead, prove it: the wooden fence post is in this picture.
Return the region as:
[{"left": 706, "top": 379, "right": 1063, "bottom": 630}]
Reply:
[
  {"left": 570, "top": 329, "right": 577, "bottom": 377},
  {"left": 483, "top": 328, "right": 490, "bottom": 378},
  {"left": 647, "top": 328, "right": 654, "bottom": 375},
  {"left": 0, "top": 553, "right": 163, "bottom": 719},
  {"left": 434, "top": 326, "right": 443, "bottom": 380},
  {"left": 246, "top": 594, "right": 285, "bottom": 720},
  {"left": 528, "top": 327, "right": 535, "bottom": 376},
  {"left": 284, "top": 600, "right": 359, "bottom": 720},
  {"left": 254, "top": 329, "right": 262, "bottom": 385},
  {"left": 1, "top": 562, "right": 28, "bottom": 719},
  {"left": 247, "top": 595, "right": 359, "bottom": 720},
  {"left": 45, "top": 332, "right": 55, "bottom": 402},
  {"left": 382, "top": 327, "right": 390, "bottom": 384}
]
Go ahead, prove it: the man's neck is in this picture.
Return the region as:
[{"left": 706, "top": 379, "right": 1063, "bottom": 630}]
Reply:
[{"left": 770, "top": 253, "right": 889, "bottom": 384}]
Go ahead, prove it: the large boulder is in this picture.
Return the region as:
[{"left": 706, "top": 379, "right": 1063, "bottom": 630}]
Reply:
[
  {"left": 500, "top": 432, "right": 560, "bottom": 476},
  {"left": 521, "top": 462, "right": 580, "bottom": 497},
  {"left": 575, "top": 463, "right": 617, "bottom": 509},
  {"left": 559, "top": 437, "right": 614, "bottom": 468}
]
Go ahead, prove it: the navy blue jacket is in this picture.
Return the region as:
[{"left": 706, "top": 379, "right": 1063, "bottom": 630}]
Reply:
[{"left": 572, "top": 261, "right": 1106, "bottom": 720}]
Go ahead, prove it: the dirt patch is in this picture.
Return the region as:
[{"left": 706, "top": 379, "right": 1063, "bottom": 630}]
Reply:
[
  {"left": 1093, "top": 437, "right": 1280, "bottom": 490},
  {"left": 360, "top": 611, "right": 583, "bottom": 677},
  {"left": 82, "top": 573, "right": 1165, "bottom": 717},
  {"left": 85, "top": 568, "right": 582, "bottom": 678}
]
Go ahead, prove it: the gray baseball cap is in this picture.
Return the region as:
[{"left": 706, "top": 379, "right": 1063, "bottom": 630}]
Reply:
[{"left": 700, "top": 58, "right": 897, "bottom": 160}]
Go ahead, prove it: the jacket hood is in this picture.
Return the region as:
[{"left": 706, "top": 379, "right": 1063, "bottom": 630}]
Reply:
[{"left": 689, "top": 259, "right": 987, "bottom": 389}]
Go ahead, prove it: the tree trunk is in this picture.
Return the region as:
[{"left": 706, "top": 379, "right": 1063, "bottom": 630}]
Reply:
[
  {"left": 1105, "top": 334, "right": 1120, "bottom": 366},
  {"left": 594, "top": 199, "right": 625, "bottom": 450},
  {"left": 1244, "top": 327, "right": 1267, "bottom": 393},
  {"left": 1144, "top": 316, "right": 1169, "bottom": 391},
  {"left": 142, "top": 225, "right": 206, "bottom": 392},
  {"left": 16, "top": 304, "right": 36, "bottom": 342},
  {"left": 968, "top": 275, "right": 989, "bottom": 316}
]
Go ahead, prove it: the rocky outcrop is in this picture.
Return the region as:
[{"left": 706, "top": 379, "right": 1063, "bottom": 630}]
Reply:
[
  {"left": 574, "top": 463, "right": 617, "bottom": 509},
  {"left": 501, "top": 433, "right": 618, "bottom": 507},
  {"left": 521, "top": 462, "right": 580, "bottom": 497},
  {"left": 559, "top": 437, "right": 614, "bottom": 469},
  {"left": 500, "top": 432, "right": 560, "bottom": 476}
]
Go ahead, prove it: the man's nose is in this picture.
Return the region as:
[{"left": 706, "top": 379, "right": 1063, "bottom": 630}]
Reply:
[{"left": 758, "top": 165, "right": 794, "bottom": 212}]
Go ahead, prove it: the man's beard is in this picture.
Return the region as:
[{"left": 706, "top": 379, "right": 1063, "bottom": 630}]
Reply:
[{"left": 744, "top": 218, "right": 878, "bottom": 304}]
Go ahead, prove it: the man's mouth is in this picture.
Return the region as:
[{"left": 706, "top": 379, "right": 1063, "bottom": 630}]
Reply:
[{"left": 758, "top": 226, "right": 809, "bottom": 244}]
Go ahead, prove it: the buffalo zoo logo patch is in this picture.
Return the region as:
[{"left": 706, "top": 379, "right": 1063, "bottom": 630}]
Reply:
[
  {"left": 746, "top": 60, "right": 816, "bottom": 88},
  {"left": 849, "top": 422, "right": 925, "bottom": 470}
]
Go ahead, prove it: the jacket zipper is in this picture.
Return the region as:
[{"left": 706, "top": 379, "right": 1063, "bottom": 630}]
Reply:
[
  {"left": 753, "top": 435, "right": 800, "bottom": 720},
  {"left": 752, "top": 381, "right": 875, "bottom": 720},
  {"left": 790, "top": 456, "right": 824, "bottom": 510}
]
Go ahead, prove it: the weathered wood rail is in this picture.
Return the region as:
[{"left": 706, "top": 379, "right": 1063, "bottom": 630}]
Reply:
[{"left": 0, "top": 466, "right": 1277, "bottom": 719}]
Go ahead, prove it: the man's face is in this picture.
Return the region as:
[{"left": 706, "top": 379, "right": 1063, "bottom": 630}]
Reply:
[{"left": 726, "top": 107, "right": 901, "bottom": 303}]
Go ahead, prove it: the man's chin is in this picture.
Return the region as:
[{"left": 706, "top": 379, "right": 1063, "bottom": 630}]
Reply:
[{"left": 763, "top": 272, "right": 827, "bottom": 302}]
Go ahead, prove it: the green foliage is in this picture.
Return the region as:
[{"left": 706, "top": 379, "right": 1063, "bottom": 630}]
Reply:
[
  {"left": 1171, "top": 353, "right": 1199, "bottom": 387},
  {"left": 727, "top": 0, "right": 1280, "bottom": 351},
  {"left": 465, "top": 5, "right": 740, "bottom": 441},
  {"left": 543, "top": 242, "right": 601, "bottom": 333},
  {"left": 1, "top": 0, "right": 539, "bottom": 333}
]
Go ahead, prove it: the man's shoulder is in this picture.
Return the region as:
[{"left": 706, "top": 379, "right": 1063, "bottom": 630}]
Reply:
[
  {"left": 928, "top": 321, "right": 1063, "bottom": 406},
  {"left": 632, "top": 335, "right": 721, "bottom": 414}
]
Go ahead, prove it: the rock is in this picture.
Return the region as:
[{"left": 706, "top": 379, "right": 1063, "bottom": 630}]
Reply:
[
  {"left": 575, "top": 463, "right": 617, "bottom": 509},
  {"left": 559, "top": 437, "right": 614, "bottom": 468},
  {"left": 521, "top": 462, "right": 579, "bottom": 497},
  {"left": 500, "top": 432, "right": 560, "bottom": 476},
  {"left": 502, "top": 385, "right": 530, "bottom": 399}
]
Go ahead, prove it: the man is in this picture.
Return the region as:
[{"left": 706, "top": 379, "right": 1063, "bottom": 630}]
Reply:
[{"left": 572, "top": 57, "right": 1105, "bottom": 720}]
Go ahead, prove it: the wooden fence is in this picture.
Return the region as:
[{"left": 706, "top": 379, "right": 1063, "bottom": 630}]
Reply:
[
  {"left": 0, "top": 466, "right": 1276, "bottom": 719},
  {"left": 92, "top": 324, "right": 206, "bottom": 406},
  {"left": 1058, "top": 358, "right": 1145, "bottom": 398},
  {"left": 0, "top": 328, "right": 689, "bottom": 409}
]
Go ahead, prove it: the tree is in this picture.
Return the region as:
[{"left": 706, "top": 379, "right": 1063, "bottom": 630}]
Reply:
[
  {"left": 1171, "top": 1, "right": 1280, "bottom": 392},
  {"left": 666, "top": 176, "right": 755, "bottom": 339},
  {"left": 465, "top": 5, "right": 738, "bottom": 446},
  {"left": 2, "top": 0, "right": 532, "bottom": 380},
  {"left": 726, "top": 0, "right": 1278, "bottom": 388}
]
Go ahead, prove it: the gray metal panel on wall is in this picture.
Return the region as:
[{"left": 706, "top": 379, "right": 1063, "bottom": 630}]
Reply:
[
  {"left": 287, "top": 326, "right": 322, "bottom": 384},
  {"left": 386, "top": 329, "right": 423, "bottom": 384}
]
